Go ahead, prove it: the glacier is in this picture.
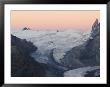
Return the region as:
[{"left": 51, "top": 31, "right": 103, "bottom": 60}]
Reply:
[
  {"left": 64, "top": 66, "right": 100, "bottom": 77},
  {"left": 12, "top": 29, "right": 91, "bottom": 63}
]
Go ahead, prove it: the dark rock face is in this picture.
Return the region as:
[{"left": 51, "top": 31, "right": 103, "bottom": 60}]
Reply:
[
  {"left": 11, "top": 35, "right": 46, "bottom": 77},
  {"left": 11, "top": 35, "right": 37, "bottom": 54},
  {"left": 60, "top": 19, "right": 100, "bottom": 68},
  {"left": 84, "top": 69, "right": 100, "bottom": 77}
]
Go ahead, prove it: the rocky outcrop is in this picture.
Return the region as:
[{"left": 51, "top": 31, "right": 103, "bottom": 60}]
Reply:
[
  {"left": 91, "top": 19, "right": 100, "bottom": 38},
  {"left": 11, "top": 35, "right": 37, "bottom": 54},
  {"left": 60, "top": 19, "right": 100, "bottom": 69}
]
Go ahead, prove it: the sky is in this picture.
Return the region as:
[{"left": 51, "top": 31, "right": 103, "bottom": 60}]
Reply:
[{"left": 11, "top": 11, "right": 100, "bottom": 31}]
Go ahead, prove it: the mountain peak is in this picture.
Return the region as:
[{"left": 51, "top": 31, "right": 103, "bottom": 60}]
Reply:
[
  {"left": 92, "top": 19, "right": 98, "bottom": 30},
  {"left": 22, "top": 27, "right": 31, "bottom": 30},
  {"left": 91, "top": 19, "right": 100, "bottom": 38}
]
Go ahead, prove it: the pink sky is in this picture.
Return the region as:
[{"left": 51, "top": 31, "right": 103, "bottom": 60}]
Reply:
[{"left": 11, "top": 11, "right": 100, "bottom": 31}]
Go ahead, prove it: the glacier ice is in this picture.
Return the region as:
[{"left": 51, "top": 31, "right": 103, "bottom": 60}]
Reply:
[
  {"left": 12, "top": 29, "right": 91, "bottom": 63},
  {"left": 64, "top": 66, "right": 100, "bottom": 77}
]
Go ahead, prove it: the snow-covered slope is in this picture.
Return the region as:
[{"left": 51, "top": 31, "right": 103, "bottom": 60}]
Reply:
[
  {"left": 12, "top": 29, "right": 90, "bottom": 63},
  {"left": 64, "top": 66, "right": 100, "bottom": 77}
]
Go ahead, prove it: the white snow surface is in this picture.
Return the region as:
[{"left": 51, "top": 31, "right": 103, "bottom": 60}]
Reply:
[
  {"left": 64, "top": 66, "right": 100, "bottom": 77},
  {"left": 12, "top": 29, "right": 90, "bottom": 63}
]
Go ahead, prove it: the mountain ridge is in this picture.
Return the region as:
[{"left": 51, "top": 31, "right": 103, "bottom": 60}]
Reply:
[
  {"left": 60, "top": 19, "right": 100, "bottom": 68},
  {"left": 11, "top": 35, "right": 46, "bottom": 77}
]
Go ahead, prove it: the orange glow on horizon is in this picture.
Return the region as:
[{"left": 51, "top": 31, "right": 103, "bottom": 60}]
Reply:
[{"left": 11, "top": 11, "right": 100, "bottom": 31}]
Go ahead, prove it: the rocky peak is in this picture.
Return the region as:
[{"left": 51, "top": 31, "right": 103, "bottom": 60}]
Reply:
[
  {"left": 22, "top": 27, "right": 30, "bottom": 30},
  {"left": 91, "top": 19, "right": 100, "bottom": 38},
  {"left": 92, "top": 19, "right": 98, "bottom": 30}
]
